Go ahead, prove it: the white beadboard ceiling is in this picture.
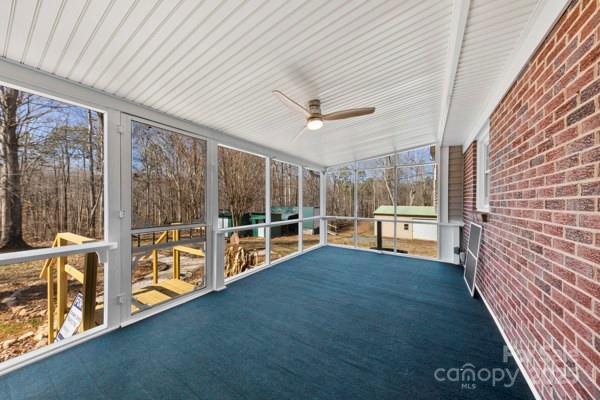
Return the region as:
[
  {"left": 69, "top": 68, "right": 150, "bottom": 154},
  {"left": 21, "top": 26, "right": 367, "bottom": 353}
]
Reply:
[
  {"left": 444, "top": 0, "right": 541, "bottom": 146},
  {"left": 0, "top": 0, "right": 565, "bottom": 165}
]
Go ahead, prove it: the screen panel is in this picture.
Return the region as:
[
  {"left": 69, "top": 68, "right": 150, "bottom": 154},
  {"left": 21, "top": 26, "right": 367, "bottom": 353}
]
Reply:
[
  {"left": 464, "top": 252, "right": 477, "bottom": 296},
  {"left": 464, "top": 223, "right": 482, "bottom": 297},
  {"left": 468, "top": 224, "right": 482, "bottom": 258}
]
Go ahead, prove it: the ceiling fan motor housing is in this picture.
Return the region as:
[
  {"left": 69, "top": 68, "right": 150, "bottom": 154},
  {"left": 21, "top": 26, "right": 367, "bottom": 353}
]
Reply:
[{"left": 308, "top": 99, "right": 322, "bottom": 116}]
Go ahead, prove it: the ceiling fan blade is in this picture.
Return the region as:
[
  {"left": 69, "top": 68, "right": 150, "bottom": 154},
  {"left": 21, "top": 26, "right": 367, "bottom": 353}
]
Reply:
[
  {"left": 272, "top": 90, "right": 310, "bottom": 118},
  {"left": 322, "top": 107, "right": 375, "bottom": 121},
  {"left": 291, "top": 126, "right": 308, "bottom": 143}
]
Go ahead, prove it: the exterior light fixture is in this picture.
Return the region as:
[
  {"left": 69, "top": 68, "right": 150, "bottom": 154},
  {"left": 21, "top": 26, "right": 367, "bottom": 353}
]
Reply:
[{"left": 306, "top": 117, "right": 323, "bottom": 130}]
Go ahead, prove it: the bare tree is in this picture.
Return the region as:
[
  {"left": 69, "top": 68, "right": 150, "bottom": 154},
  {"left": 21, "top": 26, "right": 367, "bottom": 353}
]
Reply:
[
  {"left": 0, "top": 85, "right": 104, "bottom": 250},
  {"left": 0, "top": 87, "right": 27, "bottom": 250},
  {"left": 218, "top": 147, "right": 264, "bottom": 226},
  {"left": 87, "top": 110, "right": 97, "bottom": 237},
  {"left": 131, "top": 122, "right": 206, "bottom": 229}
]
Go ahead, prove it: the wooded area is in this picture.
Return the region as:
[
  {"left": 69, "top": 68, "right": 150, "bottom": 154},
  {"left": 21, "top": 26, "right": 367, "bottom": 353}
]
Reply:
[
  {"left": 326, "top": 165, "right": 354, "bottom": 216},
  {"left": 303, "top": 169, "right": 320, "bottom": 211},
  {"left": 131, "top": 122, "right": 206, "bottom": 229},
  {"left": 327, "top": 147, "right": 436, "bottom": 217},
  {"left": 218, "top": 146, "right": 265, "bottom": 227},
  {"left": 271, "top": 160, "right": 298, "bottom": 211},
  {"left": 0, "top": 85, "right": 103, "bottom": 251}
]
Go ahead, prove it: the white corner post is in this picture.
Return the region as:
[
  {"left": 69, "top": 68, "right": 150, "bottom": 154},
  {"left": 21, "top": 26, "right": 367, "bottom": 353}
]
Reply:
[{"left": 438, "top": 146, "right": 461, "bottom": 264}]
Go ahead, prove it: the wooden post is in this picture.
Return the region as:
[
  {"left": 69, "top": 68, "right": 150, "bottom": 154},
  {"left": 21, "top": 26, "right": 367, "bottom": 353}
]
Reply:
[
  {"left": 152, "top": 249, "right": 158, "bottom": 284},
  {"left": 81, "top": 252, "right": 98, "bottom": 331},
  {"left": 46, "top": 265, "right": 54, "bottom": 344},
  {"left": 376, "top": 221, "right": 382, "bottom": 250},
  {"left": 56, "top": 238, "right": 68, "bottom": 329},
  {"left": 173, "top": 229, "right": 180, "bottom": 280}
]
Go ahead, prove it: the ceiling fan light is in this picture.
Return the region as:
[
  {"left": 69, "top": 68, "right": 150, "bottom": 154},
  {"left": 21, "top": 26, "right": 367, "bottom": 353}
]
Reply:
[{"left": 307, "top": 117, "right": 323, "bottom": 130}]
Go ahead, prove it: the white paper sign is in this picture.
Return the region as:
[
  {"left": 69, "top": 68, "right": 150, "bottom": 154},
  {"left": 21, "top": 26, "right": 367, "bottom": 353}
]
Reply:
[{"left": 55, "top": 292, "right": 84, "bottom": 342}]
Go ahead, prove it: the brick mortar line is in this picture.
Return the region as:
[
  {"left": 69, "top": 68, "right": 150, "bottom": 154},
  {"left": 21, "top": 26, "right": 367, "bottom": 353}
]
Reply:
[{"left": 483, "top": 223, "right": 597, "bottom": 291}]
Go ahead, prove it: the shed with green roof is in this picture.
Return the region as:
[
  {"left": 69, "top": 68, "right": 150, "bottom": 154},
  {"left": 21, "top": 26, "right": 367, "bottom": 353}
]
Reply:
[{"left": 372, "top": 205, "right": 437, "bottom": 241}]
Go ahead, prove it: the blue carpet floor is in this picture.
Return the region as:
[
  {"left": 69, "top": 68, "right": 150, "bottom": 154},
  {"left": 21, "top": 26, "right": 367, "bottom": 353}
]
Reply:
[{"left": 0, "top": 246, "right": 534, "bottom": 399}]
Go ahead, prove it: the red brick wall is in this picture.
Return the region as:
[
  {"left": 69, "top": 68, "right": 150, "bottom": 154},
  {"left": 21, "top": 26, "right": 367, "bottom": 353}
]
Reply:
[{"left": 463, "top": 1, "right": 599, "bottom": 399}]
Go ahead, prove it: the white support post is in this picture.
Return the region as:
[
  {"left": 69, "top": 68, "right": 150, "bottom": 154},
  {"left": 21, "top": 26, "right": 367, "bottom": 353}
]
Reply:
[
  {"left": 353, "top": 162, "right": 358, "bottom": 248},
  {"left": 104, "top": 109, "right": 122, "bottom": 329},
  {"left": 393, "top": 155, "right": 398, "bottom": 253},
  {"left": 214, "top": 232, "right": 226, "bottom": 291},
  {"left": 298, "top": 167, "right": 303, "bottom": 252},
  {"left": 208, "top": 140, "right": 223, "bottom": 291},
  {"left": 265, "top": 157, "right": 271, "bottom": 265},
  {"left": 436, "top": 144, "right": 443, "bottom": 261},
  {"left": 118, "top": 113, "right": 133, "bottom": 323},
  {"left": 320, "top": 170, "right": 327, "bottom": 245}
]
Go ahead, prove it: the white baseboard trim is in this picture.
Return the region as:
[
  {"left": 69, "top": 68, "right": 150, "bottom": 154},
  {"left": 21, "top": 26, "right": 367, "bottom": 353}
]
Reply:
[{"left": 478, "top": 288, "right": 542, "bottom": 400}]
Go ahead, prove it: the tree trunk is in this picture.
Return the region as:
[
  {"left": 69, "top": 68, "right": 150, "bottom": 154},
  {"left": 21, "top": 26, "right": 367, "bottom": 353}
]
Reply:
[
  {"left": 87, "top": 110, "right": 97, "bottom": 237},
  {"left": 61, "top": 127, "right": 70, "bottom": 231},
  {"left": 0, "top": 88, "right": 29, "bottom": 250}
]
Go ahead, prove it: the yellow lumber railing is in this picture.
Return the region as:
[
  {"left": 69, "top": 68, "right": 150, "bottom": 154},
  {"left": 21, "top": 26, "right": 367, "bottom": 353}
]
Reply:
[
  {"left": 135, "top": 227, "right": 205, "bottom": 284},
  {"left": 40, "top": 232, "right": 98, "bottom": 344}
]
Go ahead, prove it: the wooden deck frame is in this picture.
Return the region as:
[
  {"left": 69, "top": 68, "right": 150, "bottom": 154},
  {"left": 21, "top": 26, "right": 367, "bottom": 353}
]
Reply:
[{"left": 41, "top": 233, "right": 99, "bottom": 343}]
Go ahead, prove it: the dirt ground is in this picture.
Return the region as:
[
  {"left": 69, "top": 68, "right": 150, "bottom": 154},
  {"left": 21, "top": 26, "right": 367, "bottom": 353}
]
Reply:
[
  {"left": 0, "top": 245, "right": 207, "bottom": 363},
  {"left": 234, "top": 233, "right": 320, "bottom": 263},
  {"left": 327, "top": 221, "right": 438, "bottom": 258},
  {"left": 0, "top": 253, "right": 105, "bottom": 363}
]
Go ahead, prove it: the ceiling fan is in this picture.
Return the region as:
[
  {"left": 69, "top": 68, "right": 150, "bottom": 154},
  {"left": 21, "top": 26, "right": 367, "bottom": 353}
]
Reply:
[{"left": 272, "top": 90, "right": 375, "bottom": 142}]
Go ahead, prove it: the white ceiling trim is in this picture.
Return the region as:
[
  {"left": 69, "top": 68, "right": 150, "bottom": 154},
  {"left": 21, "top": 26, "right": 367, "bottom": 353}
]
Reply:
[
  {"left": 459, "top": 0, "right": 571, "bottom": 150},
  {"left": 437, "top": 0, "right": 471, "bottom": 142}
]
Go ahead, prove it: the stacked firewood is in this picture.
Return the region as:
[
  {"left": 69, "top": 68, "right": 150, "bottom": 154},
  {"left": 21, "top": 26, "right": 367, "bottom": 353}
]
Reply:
[{"left": 224, "top": 233, "right": 259, "bottom": 277}]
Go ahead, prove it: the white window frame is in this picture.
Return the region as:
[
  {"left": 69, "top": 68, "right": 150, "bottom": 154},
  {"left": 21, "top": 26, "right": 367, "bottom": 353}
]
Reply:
[
  {"left": 0, "top": 61, "right": 325, "bottom": 375},
  {"left": 323, "top": 144, "right": 456, "bottom": 262},
  {"left": 0, "top": 80, "right": 119, "bottom": 375},
  {"left": 121, "top": 114, "right": 213, "bottom": 325},
  {"left": 476, "top": 122, "right": 490, "bottom": 213},
  {"left": 215, "top": 147, "right": 325, "bottom": 286}
]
